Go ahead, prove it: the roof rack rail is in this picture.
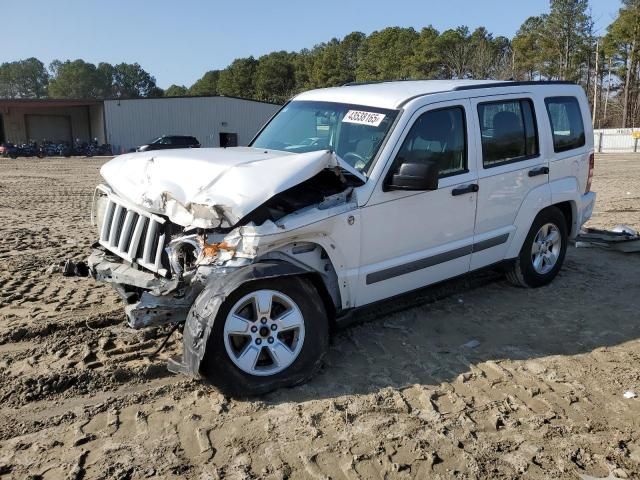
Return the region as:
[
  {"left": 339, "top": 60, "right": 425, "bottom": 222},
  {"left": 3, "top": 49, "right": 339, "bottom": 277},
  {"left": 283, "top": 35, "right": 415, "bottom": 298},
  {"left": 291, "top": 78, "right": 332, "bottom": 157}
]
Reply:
[
  {"left": 453, "top": 80, "right": 576, "bottom": 91},
  {"left": 342, "top": 79, "right": 423, "bottom": 87}
]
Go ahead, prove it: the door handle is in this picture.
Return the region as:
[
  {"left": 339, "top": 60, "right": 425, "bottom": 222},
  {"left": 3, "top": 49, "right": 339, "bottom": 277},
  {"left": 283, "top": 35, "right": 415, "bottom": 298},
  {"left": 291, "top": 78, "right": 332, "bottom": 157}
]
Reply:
[
  {"left": 528, "top": 166, "right": 549, "bottom": 177},
  {"left": 451, "top": 184, "right": 479, "bottom": 196}
]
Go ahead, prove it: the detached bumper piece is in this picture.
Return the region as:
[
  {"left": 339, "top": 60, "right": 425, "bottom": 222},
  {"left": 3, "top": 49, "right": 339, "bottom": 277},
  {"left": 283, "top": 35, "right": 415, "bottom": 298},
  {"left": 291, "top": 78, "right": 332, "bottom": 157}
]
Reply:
[{"left": 575, "top": 226, "right": 640, "bottom": 253}]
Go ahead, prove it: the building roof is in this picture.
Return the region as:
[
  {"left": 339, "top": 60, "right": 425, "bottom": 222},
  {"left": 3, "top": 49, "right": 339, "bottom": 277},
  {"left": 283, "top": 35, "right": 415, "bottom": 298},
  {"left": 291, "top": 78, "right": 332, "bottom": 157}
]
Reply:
[
  {"left": 0, "top": 95, "right": 281, "bottom": 109},
  {"left": 103, "top": 94, "right": 282, "bottom": 106},
  {"left": 0, "top": 98, "right": 102, "bottom": 108},
  {"left": 293, "top": 80, "right": 576, "bottom": 109}
]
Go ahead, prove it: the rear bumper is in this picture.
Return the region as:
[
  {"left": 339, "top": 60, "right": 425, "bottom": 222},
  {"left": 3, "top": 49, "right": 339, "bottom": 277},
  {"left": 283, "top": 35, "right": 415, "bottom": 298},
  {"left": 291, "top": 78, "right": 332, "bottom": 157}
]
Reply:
[{"left": 578, "top": 191, "right": 596, "bottom": 230}]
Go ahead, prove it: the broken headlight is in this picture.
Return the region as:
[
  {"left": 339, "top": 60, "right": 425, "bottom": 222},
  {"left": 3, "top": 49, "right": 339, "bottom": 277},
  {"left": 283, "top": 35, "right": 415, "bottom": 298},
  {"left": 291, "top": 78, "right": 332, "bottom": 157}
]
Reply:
[
  {"left": 166, "top": 235, "right": 202, "bottom": 276},
  {"left": 91, "top": 186, "right": 109, "bottom": 230}
]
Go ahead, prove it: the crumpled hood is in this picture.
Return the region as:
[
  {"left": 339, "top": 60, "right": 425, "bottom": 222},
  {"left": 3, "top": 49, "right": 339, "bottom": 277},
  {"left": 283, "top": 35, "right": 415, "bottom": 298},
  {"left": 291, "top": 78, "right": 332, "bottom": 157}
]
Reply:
[{"left": 100, "top": 146, "right": 364, "bottom": 229}]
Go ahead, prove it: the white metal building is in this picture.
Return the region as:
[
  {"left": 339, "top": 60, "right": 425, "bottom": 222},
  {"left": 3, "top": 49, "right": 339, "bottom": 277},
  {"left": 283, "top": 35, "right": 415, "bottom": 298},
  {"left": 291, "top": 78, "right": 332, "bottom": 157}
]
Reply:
[
  {"left": 0, "top": 96, "right": 280, "bottom": 154},
  {"left": 104, "top": 96, "right": 280, "bottom": 154}
]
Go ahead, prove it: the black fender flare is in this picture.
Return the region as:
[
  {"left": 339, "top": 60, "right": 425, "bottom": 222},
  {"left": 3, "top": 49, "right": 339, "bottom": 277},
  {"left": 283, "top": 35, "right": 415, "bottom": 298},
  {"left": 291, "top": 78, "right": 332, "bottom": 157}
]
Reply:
[{"left": 169, "top": 260, "right": 310, "bottom": 377}]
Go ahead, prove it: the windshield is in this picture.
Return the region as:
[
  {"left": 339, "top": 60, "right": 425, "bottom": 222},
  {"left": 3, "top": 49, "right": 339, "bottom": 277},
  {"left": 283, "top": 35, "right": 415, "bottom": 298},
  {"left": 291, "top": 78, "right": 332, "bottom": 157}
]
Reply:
[{"left": 251, "top": 101, "right": 398, "bottom": 174}]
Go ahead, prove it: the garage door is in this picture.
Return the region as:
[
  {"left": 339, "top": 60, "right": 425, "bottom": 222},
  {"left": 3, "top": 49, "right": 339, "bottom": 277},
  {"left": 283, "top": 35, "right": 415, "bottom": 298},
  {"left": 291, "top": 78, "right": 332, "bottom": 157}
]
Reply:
[{"left": 26, "top": 115, "right": 72, "bottom": 143}]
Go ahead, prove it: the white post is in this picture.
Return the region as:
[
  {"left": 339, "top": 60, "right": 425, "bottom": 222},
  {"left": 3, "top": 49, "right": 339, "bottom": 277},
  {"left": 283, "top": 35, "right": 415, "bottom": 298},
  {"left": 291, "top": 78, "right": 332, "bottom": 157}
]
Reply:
[
  {"left": 592, "top": 39, "right": 599, "bottom": 126},
  {"left": 598, "top": 132, "right": 603, "bottom": 153}
]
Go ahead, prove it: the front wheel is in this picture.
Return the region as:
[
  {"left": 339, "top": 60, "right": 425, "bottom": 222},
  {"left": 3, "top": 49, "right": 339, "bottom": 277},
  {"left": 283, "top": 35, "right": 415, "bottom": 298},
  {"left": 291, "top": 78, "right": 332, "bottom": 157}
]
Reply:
[
  {"left": 198, "top": 277, "right": 329, "bottom": 396},
  {"left": 506, "top": 206, "right": 568, "bottom": 288}
]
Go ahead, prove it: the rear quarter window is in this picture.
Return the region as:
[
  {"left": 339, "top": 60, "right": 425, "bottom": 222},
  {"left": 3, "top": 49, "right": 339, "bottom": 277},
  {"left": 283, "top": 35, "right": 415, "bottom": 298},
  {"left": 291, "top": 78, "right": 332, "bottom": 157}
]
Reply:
[{"left": 545, "top": 97, "right": 585, "bottom": 153}]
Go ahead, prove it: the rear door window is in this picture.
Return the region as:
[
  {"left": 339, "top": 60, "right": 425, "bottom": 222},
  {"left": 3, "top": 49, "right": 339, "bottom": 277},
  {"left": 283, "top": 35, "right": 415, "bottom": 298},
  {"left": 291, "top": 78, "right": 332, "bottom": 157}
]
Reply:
[
  {"left": 545, "top": 97, "right": 585, "bottom": 152},
  {"left": 478, "top": 99, "right": 539, "bottom": 168}
]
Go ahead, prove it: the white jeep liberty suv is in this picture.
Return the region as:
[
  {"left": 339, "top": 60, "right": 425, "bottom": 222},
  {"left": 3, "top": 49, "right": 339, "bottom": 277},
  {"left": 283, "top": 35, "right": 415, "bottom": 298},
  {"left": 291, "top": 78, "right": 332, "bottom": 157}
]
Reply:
[{"left": 89, "top": 80, "right": 596, "bottom": 396}]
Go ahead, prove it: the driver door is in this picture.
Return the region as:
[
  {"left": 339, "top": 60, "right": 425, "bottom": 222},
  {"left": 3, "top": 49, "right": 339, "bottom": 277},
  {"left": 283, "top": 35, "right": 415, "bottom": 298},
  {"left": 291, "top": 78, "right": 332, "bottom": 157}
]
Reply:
[{"left": 356, "top": 99, "right": 479, "bottom": 306}]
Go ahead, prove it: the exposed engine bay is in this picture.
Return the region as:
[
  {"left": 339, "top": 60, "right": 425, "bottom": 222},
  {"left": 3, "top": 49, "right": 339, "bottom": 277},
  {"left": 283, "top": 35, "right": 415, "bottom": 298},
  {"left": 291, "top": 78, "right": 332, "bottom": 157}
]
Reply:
[{"left": 238, "top": 168, "right": 361, "bottom": 227}]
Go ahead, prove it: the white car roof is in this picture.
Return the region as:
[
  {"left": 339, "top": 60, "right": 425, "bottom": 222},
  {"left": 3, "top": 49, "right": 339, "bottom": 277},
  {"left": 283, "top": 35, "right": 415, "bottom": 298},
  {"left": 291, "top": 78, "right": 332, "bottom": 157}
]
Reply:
[{"left": 293, "top": 80, "right": 576, "bottom": 110}]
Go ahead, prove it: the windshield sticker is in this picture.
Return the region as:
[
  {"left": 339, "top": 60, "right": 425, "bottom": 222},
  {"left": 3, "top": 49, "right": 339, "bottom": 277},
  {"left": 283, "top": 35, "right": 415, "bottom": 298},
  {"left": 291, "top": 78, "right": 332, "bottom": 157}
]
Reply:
[{"left": 343, "top": 110, "right": 386, "bottom": 127}]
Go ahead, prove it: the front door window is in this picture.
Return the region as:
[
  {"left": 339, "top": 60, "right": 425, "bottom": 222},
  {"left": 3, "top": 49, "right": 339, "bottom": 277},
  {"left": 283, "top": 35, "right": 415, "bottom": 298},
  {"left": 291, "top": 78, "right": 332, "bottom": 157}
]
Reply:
[{"left": 391, "top": 106, "right": 468, "bottom": 178}]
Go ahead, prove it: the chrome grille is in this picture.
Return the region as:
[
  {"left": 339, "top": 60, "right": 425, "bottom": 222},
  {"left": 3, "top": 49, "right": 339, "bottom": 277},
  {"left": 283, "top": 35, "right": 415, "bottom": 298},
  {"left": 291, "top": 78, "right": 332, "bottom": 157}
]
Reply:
[{"left": 98, "top": 195, "right": 168, "bottom": 276}]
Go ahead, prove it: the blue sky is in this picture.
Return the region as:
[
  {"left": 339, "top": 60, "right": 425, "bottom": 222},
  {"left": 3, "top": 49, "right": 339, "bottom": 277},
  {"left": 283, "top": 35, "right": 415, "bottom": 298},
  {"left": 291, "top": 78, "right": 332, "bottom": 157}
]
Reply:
[{"left": 3, "top": 0, "right": 621, "bottom": 88}]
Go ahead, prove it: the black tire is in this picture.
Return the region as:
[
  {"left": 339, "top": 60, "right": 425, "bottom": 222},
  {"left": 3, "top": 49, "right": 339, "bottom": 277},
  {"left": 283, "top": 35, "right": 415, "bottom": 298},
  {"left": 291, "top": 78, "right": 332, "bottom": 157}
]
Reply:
[
  {"left": 197, "top": 276, "right": 329, "bottom": 397},
  {"left": 506, "top": 206, "right": 568, "bottom": 288}
]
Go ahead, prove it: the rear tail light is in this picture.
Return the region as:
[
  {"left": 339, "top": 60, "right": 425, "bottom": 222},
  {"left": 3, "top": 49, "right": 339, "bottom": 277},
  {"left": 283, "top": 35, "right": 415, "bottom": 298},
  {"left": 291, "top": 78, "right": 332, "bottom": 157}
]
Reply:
[{"left": 586, "top": 153, "right": 595, "bottom": 193}]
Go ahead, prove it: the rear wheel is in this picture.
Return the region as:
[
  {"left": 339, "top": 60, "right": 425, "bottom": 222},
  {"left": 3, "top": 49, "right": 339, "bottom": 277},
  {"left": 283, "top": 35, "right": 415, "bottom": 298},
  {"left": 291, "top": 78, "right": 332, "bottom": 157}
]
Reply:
[
  {"left": 506, "top": 206, "right": 568, "bottom": 288},
  {"left": 198, "top": 277, "right": 329, "bottom": 396}
]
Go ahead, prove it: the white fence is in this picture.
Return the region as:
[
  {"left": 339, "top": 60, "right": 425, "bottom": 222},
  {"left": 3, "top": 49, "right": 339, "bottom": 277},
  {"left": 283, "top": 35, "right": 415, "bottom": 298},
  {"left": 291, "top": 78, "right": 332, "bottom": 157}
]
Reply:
[{"left": 594, "top": 128, "right": 640, "bottom": 153}]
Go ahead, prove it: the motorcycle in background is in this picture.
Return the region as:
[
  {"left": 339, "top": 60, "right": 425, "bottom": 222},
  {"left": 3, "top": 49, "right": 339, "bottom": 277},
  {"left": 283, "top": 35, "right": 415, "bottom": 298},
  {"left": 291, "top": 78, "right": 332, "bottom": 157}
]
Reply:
[
  {"left": 76, "top": 138, "right": 113, "bottom": 157},
  {"left": 4, "top": 139, "right": 112, "bottom": 158},
  {"left": 8, "top": 141, "right": 38, "bottom": 159}
]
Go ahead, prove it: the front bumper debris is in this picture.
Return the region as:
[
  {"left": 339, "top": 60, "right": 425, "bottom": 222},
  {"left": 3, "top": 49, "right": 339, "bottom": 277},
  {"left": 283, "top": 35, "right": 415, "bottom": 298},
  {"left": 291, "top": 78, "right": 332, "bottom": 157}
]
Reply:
[
  {"left": 124, "top": 292, "right": 193, "bottom": 329},
  {"left": 88, "top": 247, "right": 197, "bottom": 329},
  {"left": 88, "top": 248, "right": 166, "bottom": 290}
]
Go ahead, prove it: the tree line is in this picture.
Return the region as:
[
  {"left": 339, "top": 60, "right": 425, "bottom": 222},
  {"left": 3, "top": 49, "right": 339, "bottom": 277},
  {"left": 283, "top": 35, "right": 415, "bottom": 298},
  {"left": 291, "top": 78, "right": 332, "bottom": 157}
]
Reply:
[
  {"left": 0, "top": 59, "right": 162, "bottom": 99},
  {"left": 1, "top": 0, "right": 638, "bottom": 128}
]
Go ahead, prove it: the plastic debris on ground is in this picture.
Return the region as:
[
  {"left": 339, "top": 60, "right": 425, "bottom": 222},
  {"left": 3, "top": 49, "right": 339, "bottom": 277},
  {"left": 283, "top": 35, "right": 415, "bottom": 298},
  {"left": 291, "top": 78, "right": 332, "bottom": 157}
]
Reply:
[
  {"left": 623, "top": 390, "right": 638, "bottom": 399},
  {"left": 575, "top": 225, "right": 640, "bottom": 253},
  {"left": 61, "top": 259, "right": 90, "bottom": 277}
]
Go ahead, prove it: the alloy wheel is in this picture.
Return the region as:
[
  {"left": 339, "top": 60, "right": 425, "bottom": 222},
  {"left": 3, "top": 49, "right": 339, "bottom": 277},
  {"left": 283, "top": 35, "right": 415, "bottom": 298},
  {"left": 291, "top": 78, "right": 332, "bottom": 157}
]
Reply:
[
  {"left": 223, "top": 289, "right": 305, "bottom": 376},
  {"left": 531, "top": 223, "right": 562, "bottom": 275}
]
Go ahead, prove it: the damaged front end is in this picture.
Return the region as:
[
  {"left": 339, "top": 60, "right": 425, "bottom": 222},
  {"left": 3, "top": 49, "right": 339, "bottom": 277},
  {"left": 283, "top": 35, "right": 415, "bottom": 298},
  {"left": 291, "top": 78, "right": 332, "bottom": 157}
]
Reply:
[
  {"left": 87, "top": 148, "right": 360, "bottom": 345},
  {"left": 87, "top": 240, "right": 245, "bottom": 330},
  {"left": 87, "top": 193, "right": 252, "bottom": 330}
]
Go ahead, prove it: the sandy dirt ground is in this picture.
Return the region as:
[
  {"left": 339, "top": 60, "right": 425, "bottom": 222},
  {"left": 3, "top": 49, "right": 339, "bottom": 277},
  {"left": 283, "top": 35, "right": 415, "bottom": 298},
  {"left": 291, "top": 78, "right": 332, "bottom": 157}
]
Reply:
[{"left": 0, "top": 154, "right": 639, "bottom": 480}]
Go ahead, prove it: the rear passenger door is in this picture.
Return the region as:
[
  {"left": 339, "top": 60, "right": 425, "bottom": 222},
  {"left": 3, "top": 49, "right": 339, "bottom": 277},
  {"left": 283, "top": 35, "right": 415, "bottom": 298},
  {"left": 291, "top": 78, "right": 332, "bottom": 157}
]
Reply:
[{"left": 470, "top": 95, "right": 548, "bottom": 270}]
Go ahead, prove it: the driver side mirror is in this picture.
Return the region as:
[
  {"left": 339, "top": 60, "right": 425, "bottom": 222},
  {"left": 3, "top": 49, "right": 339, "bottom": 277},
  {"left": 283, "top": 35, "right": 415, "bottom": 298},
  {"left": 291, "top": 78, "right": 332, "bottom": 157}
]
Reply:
[{"left": 385, "top": 161, "right": 439, "bottom": 191}]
